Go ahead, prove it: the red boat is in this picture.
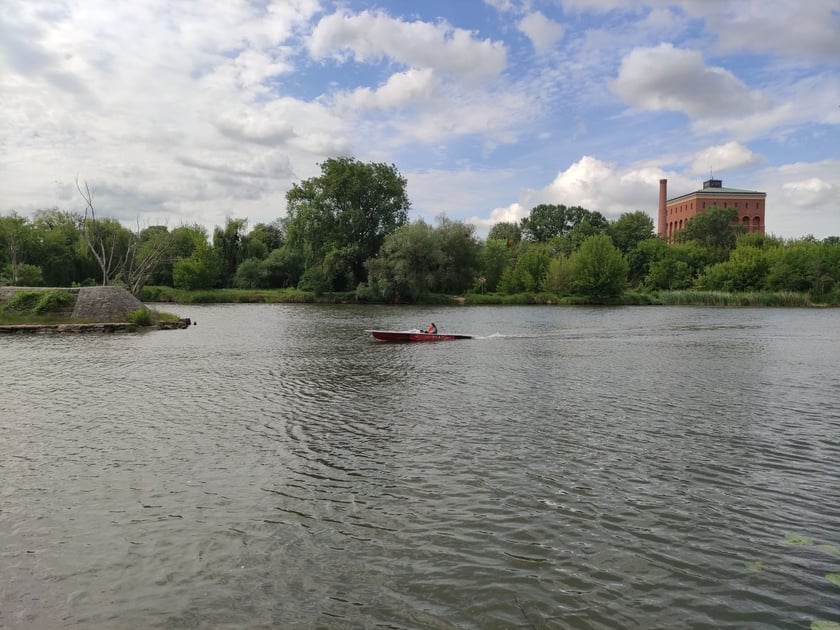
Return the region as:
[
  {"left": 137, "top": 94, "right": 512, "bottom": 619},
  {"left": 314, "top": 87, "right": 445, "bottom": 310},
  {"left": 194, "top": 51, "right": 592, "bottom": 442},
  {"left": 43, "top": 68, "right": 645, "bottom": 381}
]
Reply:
[{"left": 367, "top": 329, "right": 472, "bottom": 342}]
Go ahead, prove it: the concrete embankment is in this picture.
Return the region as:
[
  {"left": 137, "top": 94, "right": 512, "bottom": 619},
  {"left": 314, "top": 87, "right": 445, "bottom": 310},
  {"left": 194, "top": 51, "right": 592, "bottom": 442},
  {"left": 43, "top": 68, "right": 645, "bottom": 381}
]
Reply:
[{"left": 0, "top": 286, "right": 190, "bottom": 334}]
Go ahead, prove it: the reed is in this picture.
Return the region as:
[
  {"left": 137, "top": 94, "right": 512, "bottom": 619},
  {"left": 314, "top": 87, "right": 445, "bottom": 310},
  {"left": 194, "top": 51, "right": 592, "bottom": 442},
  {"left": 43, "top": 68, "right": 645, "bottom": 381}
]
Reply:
[{"left": 658, "top": 290, "right": 814, "bottom": 306}]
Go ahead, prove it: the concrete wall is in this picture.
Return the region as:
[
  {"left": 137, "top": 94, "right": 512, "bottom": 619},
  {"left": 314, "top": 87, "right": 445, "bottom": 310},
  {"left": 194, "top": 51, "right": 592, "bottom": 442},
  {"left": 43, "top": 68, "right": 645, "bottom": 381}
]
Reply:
[{"left": 0, "top": 286, "right": 146, "bottom": 322}]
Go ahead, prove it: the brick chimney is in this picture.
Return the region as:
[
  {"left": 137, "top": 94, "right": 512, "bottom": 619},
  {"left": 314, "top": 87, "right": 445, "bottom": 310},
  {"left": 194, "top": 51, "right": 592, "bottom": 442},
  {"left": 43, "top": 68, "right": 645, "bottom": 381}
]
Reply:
[{"left": 658, "top": 179, "right": 667, "bottom": 238}]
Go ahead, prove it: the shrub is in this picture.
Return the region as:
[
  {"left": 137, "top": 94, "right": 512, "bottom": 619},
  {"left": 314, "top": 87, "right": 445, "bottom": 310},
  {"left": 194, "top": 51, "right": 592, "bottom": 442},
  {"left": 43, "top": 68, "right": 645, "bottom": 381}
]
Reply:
[
  {"left": 3, "top": 291, "right": 43, "bottom": 314},
  {"left": 32, "top": 290, "right": 75, "bottom": 314},
  {"left": 127, "top": 308, "right": 152, "bottom": 326}
]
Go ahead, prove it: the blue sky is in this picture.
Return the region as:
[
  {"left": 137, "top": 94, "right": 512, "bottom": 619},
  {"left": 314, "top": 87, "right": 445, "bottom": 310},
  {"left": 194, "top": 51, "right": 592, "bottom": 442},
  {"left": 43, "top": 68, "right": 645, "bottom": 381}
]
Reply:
[{"left": 2, "top": 0, "right": 839, "bottom": 239}]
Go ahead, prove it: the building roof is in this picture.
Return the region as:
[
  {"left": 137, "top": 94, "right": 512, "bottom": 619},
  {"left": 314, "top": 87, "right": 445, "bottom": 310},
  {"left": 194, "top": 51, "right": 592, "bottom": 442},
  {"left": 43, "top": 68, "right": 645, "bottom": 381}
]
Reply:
[{"left": 668, "top": 179, "right": 765, "bottom": 203}]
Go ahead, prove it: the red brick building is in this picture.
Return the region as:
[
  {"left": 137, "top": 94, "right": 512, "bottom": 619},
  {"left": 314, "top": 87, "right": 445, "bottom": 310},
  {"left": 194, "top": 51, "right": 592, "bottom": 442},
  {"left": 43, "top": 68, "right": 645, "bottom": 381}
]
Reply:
[{"left": 657, "top": 178, "right": 766, "bottom": 241}]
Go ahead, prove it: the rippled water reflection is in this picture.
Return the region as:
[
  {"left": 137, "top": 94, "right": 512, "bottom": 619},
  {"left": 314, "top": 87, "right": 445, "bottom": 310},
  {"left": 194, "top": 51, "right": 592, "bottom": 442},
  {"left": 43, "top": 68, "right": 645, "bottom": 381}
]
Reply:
[{"left": 2, "top": 305, "right": 839, "bottom": 629}]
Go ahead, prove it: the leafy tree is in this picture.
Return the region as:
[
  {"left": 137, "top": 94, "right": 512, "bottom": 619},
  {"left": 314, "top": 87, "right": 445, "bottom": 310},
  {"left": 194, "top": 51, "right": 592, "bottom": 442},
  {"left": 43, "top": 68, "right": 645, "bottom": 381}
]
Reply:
[
  {"left": 645, "top": 258, "right": 693, "bottom": 290},
  {"left": 261, "top": 246, "right": 305, "bottom": 288},
  {"left": 431, "top": 216, "right": 481, "bottom": 293},
  {"left": 365, "top": 220, "right": 442, "bottom": 302},
  {"left": 498, "top": 244, "right": 551, "bottom": 293},
  {"left": 487, "top": 221, "right": 522, "bottom": 245},
  {"left": 233, "top": 257, "right": 269, "bottom": 289},
  {"left": 569, "top": 234, "right": 628, "bottom": 299},
  {"left": 696, "top": 246, "right": 770, "bottom": 292},
  {"left": 625, "top": 237, "right": 668, "bottom": 286},
  {"left": 521, "top": 204, "right": 607, "bottom": 242},
  {"left": 242, "top": 221, "right": 284, "bottom": 261},
  {"left": 150, "top": 224, "right": 209, "bottom": 286},
  {"left": 214, "top": 218, "right": 248, "bottom": 287},
  {"left": 172, "top": 240, "right": 222, "bottom": 290},
  {"left": 0, "top": 212, "right": 35, "bottom": 285},
  {"left": 15, "top": 263, "right": 45, "bottom": 286},
  {"left": 478, "top": 238, "right": 511, "bottom": 292},
  {"left": 541, "top": 256, "right": 574, "bottom": 295},
  {"left": 31, "top": 209, "right": 91, "bottom": 286},
  {"left": 642, "top": 241, "right": 716, "bottom": 290},
  {"left": 677, "top": 206, "right": 744, "bottom": 255},
  {"left": 284, "top": 157, "right": 410, "bottom": 291},
  {"left": 608, "top": 211, "right": 655, "bottom": 254}
]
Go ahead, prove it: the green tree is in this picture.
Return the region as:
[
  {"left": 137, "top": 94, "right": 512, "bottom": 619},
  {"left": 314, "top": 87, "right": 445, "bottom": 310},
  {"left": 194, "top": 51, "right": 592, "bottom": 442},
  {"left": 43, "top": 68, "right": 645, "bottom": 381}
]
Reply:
[
  {"left": 487, "top": 221, "right": 522, "bottom": 245},
  {"left": 365, "top": 220, "right": 442, "bottom": 302},
  {"left": 521, "top": 204, "right": 606, "bottom": 242},
  {"left": 233, "top": 257, "right": 269, "bottom": 288},
  {"left": 696, "top": 246, "right": 770, "bottom": 292},
  {"left": 677, "top": 206, "right": 744, "bottom": 255},
  {"left": 645, "top": 258, "right": 693, "bottom": 290},
  {"left": 150, "top": 224, "right": 210, "bottom": 286},
  {"left": 431, "top": 216, "right": 481, "bottom": 293},
  {"left": 642, "top": 241, "right": 715, "bottom": 290},
  {"left": 0, "top": 212, "right": 35, "bottom": 285},
  {"left": 261, "top": 246, "right": 305, "bottom": 288},
  {"left": 172, "top": 240, "right": 222, "bottom": 290},
  {"left": 625, "top": 237, "right": 669, "bottom": 287},
  {"left": 213, "top": 218, "right": 248, "bottom": 287},
  {"left": 478, "top": 238, "right": 511, "bottom": 292},
  {"left": 498, "top": 244, "right": 551, "bottom": 293},
  {"left": 242, "top": 221, "right": 284, "bottom": 261},
  {"left": 569, "top": 234, "right": 628, "bottom": 299},
  {"left": 541, "top": 256, "right": 574, "bottom": 295},
  {"left": 31, "top": 209, "right": 91, "bottom": 286},
  {"left": 285, "top": 157, "right": 410, "bottom": 291},
  {"left": 608, "top": 211, "right": 655, "bottom": 254}
]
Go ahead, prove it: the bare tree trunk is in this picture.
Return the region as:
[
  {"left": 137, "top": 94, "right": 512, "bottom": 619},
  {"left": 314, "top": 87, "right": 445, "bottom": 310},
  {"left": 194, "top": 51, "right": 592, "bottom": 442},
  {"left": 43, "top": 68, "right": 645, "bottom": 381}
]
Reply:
[
  {"left": 76, "top": 178, "right": 116, "bottom": 286},
  {"left": 121, "top": 224, "right": 176, "bottom": 296}
]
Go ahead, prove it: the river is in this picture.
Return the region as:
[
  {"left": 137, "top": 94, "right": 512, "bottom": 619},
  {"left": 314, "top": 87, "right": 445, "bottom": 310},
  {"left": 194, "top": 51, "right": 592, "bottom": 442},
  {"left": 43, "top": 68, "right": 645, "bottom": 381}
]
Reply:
[{"left": 1, "top": 304, "right": 839, "bottom": 629}]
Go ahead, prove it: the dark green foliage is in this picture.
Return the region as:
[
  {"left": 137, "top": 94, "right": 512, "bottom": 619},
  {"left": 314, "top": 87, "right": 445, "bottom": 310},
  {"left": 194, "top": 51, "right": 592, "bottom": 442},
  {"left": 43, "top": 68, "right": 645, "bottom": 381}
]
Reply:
[
  {"left": 499, "top": 246, "right": 551, "bottom": 293},
  {"left": 569, "top": 234, "right": 628, "bottom": 299},
  {"left": 3, "top": 291, "right": 42, "bottom": 314},
  {"left": 284, "top": 157, "right": 410, "bottom": 292},
  {"left": 127, "top": 308, "right": 152, "bottom": 326},
  {"left": 521, "top": 204, "right": 608, "bottom": 243},
  {"left": 2, "top": 289, "right": 75, "bottom": 316},
  {"left": 608, "top": 211, "right": 655, "bottom": 254},
  {"left": 487, "top": 221, "right": 522, "bottom": 244},
  {"left": 213, "top": 218, "right": 248, "bottom": 287},
  {"left": 677, "top": 206, "right": 743, "bottom": 253},
  {"left": 234, "top": 257, "right": 270, "bottom": 289}
]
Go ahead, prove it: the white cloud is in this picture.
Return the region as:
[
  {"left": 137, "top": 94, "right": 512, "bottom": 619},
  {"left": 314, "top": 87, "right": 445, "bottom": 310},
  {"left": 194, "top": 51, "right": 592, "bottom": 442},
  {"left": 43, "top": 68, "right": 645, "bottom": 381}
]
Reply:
[
  {"left": 334, "top": 68, "right": 440, "bottom": 110},
  {"left": 308, "top": 10, "right": 507, "bottom": 80},
  {"left": 610, "top": 44, "right": 766, "bottom": 119},
  {"left": 690, "top": 142, "right": 762, "bottom": 175},
  {"left": 517, "top": 12, "right": 565, "bottom": 54}
]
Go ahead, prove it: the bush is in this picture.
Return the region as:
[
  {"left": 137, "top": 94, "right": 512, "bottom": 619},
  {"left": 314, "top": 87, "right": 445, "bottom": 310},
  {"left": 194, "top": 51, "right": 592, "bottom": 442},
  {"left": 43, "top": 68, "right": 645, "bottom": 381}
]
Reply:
[
  {"left": 127, "top": 308, "right": 152, "bottom": 326},
  {"left": 32, "top": 290, "right": 75, "bottom": 314},
  {"left": 3, "top": 291, "right": 43, "bottom": 314}
]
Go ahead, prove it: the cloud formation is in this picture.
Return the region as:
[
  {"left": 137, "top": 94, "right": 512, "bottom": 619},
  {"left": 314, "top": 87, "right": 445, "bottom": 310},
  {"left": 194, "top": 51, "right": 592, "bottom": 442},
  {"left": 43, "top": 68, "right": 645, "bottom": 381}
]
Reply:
[{"left": 1, "top": 0, "right": 837, "bottom": 240}]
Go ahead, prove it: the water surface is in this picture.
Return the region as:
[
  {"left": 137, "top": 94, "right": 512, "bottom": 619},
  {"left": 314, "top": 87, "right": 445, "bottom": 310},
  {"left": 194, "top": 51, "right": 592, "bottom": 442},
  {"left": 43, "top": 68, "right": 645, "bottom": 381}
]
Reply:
[{"left": 2, "top": 305, "right": 839, "bottom": 628}]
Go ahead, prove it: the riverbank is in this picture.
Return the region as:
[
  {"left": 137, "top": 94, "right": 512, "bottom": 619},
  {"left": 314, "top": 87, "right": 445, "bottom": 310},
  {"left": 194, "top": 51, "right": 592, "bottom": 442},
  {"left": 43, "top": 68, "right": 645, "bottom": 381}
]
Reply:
[{"left": 137, "top": 285, "right": 829, "bottom": 307}]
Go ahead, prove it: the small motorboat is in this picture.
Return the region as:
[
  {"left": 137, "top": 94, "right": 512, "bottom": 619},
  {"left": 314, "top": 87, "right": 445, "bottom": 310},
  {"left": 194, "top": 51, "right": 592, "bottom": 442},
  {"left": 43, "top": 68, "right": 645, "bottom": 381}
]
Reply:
[{"left": 367, "top": 329, "right": 472, "bottom": 342}]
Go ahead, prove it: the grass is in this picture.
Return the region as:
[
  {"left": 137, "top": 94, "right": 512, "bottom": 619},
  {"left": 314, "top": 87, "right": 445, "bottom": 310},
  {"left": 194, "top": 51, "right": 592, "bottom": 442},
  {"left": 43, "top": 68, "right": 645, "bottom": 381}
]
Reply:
[
  {"left": 657, "top": 290, "right": 815, "bottom": 307},
  {"left": 137, "top": 285, "right": 832, "bottom": 308}
]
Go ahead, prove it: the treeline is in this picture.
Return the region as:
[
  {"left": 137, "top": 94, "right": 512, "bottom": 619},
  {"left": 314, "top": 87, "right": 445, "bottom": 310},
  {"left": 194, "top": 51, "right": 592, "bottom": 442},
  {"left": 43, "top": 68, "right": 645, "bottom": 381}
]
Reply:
[{"left": 1, "top": 157, "right": 839, "bottom": 304}]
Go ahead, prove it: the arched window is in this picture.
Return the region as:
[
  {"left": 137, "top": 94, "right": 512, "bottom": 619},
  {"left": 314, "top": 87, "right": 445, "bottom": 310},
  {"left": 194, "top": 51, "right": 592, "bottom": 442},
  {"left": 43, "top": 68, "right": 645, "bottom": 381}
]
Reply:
[{"left": 753, "top": 216, "right": 761, "bottom": 229}]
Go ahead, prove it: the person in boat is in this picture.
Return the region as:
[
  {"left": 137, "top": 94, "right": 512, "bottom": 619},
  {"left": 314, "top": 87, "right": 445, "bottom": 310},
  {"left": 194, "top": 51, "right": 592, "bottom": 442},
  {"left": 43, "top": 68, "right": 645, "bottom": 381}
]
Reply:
[{"left": 426, "top": 322, "right": 437, "bottom": 334}]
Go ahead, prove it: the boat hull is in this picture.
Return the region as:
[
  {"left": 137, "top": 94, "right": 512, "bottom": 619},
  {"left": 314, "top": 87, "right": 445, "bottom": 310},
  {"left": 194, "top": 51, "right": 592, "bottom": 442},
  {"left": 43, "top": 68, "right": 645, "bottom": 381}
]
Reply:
[{"left": 367, "top": 330, "right": 472, "bottom": 342}]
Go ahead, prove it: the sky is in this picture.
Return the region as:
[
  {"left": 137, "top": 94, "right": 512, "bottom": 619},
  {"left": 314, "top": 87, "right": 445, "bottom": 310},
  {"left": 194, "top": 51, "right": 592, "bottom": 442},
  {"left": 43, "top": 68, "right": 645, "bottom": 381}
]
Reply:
[{"left": 2, "top": 0, "right": 839, "bottom": 240}]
